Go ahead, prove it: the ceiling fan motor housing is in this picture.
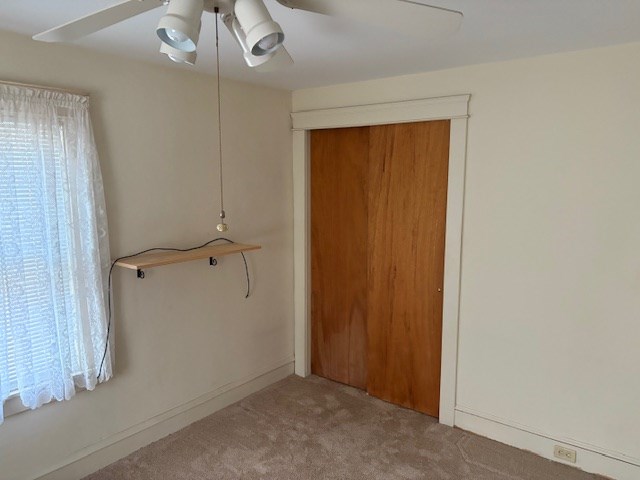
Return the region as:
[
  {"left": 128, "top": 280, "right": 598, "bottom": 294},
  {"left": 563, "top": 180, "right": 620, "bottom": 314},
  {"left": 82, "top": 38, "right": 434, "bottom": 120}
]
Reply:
[{"left": 203, "top": 0, "right": 236, "bottom": 14}]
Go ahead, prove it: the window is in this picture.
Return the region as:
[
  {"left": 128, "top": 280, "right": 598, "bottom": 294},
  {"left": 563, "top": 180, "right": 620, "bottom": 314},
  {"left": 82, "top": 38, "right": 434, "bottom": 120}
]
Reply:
[{"left": 0, "top": 84, "right": 112, "bottom": 423}]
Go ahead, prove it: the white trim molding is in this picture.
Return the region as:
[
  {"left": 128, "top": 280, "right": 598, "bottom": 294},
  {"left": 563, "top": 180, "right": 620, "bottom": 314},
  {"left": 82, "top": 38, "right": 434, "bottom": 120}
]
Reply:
[
  {"left": 291, "top": 94, "right": 470, "bottom": 427},
  {"left": 35, "top": 358, "right": 295, "bottom": 480},
  {"left": 455, "top": 407, "right": 640, "bottom": 480},
  {"left": 292, "top": 95, "right": 470, "bottom": 131}
]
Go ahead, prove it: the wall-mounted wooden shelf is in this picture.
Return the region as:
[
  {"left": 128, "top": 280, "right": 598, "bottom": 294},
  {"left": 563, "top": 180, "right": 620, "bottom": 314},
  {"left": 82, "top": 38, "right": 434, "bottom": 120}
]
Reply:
[{"left": 115, "top": 243, "right": 261, "bottom": 273}]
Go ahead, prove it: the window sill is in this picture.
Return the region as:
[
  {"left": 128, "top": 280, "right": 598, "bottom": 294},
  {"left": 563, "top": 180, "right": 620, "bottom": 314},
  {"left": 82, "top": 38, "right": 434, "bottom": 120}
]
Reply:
[{"left": 3, "top": 384, "right": 89, "bottom": 420}]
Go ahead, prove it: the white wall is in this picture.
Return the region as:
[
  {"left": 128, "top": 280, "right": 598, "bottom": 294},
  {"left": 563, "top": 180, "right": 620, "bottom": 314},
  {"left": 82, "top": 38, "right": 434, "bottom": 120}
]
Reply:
[
  {"left": 0, "top": 31, "right": 293, "bottom": 480},
  {"left": 294, "top": 43, "right": 640, "bottom": 479}
]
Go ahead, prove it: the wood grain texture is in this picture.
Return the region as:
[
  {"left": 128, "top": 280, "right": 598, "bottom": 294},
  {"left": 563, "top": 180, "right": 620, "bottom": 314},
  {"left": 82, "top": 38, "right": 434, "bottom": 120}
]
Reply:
[
  {"left": 115, "top": 243, "right": 261, "bottom": 270},
  {"left": 366, "top": 120, "right": 450, "bottom": 416},
  {"left": 310, "top": 127, "right": 369, "bottom": 390}
]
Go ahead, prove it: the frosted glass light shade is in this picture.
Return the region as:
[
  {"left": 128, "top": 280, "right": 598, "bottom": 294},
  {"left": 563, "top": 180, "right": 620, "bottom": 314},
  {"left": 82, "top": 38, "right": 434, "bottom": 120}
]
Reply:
[
  {"left": 157, "top": 0, "right": 204, "bottom": 52},
  {"left": 234, "top": 0, "right": 284, "bottom": 56}
]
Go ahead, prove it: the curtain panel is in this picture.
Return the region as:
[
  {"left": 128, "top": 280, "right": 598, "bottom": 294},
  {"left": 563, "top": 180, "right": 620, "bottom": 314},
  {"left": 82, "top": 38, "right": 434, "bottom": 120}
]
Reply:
[{"left": 0, "top": 84, "right": 112, "bottom": 423}]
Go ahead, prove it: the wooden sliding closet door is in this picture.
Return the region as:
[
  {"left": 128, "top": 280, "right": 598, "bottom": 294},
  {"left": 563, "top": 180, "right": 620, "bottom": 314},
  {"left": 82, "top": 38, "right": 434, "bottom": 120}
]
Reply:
[
  {"left": 367, "top": 120, "right": 450, "bottom": 416},
  {"left": 310, "top": 127, "right": 369, "bottom": 389},
  {"left": 311, "top": 120, "right": 450, "bottom": 417}
]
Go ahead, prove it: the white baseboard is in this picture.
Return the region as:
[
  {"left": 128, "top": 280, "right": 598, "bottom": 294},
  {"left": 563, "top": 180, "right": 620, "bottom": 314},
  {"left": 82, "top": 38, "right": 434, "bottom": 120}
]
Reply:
[
  {"left": 35, "top": 358, "right": 295, "bottom": 480},
  {"left": 455, "top": 407, "right": 640, "bottom": 480}
]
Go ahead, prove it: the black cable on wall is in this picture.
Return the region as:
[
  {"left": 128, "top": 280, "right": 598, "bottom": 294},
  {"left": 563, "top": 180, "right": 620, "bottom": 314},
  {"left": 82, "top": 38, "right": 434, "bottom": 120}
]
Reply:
[{"left": 97, "top": 238, "right": 251, "bottom": 381}]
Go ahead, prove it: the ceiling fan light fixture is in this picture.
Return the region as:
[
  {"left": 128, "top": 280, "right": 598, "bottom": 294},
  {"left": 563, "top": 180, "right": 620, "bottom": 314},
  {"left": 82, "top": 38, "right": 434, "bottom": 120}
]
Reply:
[
  {"left": 160, "top": 42, "right": 197, "bottom": 65},
  {"left": 222, "top": 13, "right": 274, "bottom": 68},
  {"left": 247, "top": 23, "right": 284, "bottom": 56},
  {"left": 157, "top": 0, "right": 204, "bottom": 52},
  {"left": 234, "top": 0, "right": 284, "bottom": 56},
  {"left": 243, "top": 50, "right": 275, "bottom": 68}
]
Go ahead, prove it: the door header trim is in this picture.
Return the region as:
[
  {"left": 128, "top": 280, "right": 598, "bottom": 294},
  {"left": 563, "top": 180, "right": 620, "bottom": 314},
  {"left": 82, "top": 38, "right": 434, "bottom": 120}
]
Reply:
[{"left": 291, "top": 95, "right": 470, "bottom": 131}]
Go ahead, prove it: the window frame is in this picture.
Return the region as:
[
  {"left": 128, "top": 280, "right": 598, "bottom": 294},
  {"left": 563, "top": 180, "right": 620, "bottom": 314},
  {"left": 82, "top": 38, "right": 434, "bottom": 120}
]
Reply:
[{"left": 0, "top": 84, "right": 111, "bottom": 421}]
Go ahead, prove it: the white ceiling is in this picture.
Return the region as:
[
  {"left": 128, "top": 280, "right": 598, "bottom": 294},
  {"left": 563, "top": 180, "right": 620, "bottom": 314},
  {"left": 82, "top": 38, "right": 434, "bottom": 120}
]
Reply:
[{"left": 1, "top": 0, "right": 640, "bottom": 91}]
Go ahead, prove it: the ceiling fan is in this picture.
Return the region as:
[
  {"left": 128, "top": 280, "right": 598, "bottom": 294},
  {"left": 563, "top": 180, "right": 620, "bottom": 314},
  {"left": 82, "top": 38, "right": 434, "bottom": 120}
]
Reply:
[{"left": 32, "top": 0, "right": 463, "bottom": 71}]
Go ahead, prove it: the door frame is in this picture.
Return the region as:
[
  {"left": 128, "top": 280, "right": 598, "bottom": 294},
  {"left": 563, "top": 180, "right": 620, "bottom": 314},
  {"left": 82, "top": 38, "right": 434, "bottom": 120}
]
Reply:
[{"left": 291, "top": 94, "right": 470, "bottom": 426}]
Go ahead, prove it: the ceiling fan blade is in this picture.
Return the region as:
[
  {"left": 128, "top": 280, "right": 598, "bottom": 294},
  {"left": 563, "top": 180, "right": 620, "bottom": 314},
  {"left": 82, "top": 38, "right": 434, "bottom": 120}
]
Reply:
[
  {"left": 255, "top": 46, "right": 294, "bottom": 72},
  {"left": 275, "top": 0, "right": 462, "bottom": 39},
  {"left": 33, "top": 0, "right": 165, "bottom": 43}
]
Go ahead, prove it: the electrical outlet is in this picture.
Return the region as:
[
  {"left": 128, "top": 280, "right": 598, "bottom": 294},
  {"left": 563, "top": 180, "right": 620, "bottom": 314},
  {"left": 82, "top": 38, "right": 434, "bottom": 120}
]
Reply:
[{"left": 554, "top": 445, "right": 577, "bottom": 463}]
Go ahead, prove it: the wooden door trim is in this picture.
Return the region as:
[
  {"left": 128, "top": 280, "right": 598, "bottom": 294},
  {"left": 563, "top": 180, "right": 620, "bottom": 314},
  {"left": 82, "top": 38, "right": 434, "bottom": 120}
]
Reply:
[{"left": 291, "top": 94, "right": 470, "bottom": 427}]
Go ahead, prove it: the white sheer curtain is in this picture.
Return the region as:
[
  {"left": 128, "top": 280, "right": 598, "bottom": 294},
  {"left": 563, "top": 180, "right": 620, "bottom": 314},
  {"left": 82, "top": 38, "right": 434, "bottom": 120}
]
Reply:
[{"left": 0, "top": 84, "right": 112, "bottom": 423}]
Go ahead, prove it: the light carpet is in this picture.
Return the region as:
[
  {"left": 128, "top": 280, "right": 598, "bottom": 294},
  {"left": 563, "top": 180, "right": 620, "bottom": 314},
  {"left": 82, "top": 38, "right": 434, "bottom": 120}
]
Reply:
[{"left": 83, "top": 375, "right": 604, "bottom": 479}]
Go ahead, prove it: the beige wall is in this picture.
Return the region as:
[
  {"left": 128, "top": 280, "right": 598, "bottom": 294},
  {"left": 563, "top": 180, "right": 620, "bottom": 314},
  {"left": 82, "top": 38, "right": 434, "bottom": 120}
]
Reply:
[
  {"left": 294, "top": 43, "right": 640, "bottom": 478},
  {"left": 3, "top": 24, "right": 640, "bottom": 480},
  {"left": 0, "top": 31, "right": 293, "bottom": 480}
]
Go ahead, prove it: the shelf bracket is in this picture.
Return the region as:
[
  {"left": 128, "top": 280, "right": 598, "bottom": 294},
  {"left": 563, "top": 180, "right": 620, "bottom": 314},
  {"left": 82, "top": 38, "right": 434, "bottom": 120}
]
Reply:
[
  {"left": 137, "top": 269, "right": 145, "bottom": 279},
  {"left": 209, "top": 257, "right": 218, "bottom": 267}
]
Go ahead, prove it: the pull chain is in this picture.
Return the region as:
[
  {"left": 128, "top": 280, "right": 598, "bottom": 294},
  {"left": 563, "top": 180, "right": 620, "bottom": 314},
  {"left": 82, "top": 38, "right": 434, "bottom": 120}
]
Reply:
[{"left": 214, "top": 8, "right": 228, "bottom": 232}]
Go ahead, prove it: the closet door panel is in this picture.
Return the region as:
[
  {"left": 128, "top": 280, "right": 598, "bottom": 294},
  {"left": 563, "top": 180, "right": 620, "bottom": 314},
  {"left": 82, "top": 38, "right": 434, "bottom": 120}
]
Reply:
[
  {"left": 310, "top": 127, "right": 369, "bottom": 389},
  {"left": 366, "top": 120, "right": 450, "bottom": 416}
]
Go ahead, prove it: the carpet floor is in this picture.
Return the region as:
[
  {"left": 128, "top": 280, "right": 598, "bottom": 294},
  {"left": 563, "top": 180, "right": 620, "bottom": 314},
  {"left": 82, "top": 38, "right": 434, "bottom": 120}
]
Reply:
[{"left": 83, "top": 375, "right": 604, "bottom": 480}]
